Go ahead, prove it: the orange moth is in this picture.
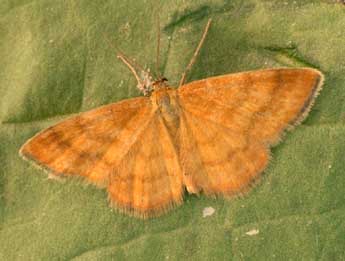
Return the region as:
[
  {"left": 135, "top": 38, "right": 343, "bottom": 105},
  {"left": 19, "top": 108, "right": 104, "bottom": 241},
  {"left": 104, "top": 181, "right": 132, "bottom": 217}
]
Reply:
[{"left": 20, "top": 19, "right": 323, "bottom": 218}]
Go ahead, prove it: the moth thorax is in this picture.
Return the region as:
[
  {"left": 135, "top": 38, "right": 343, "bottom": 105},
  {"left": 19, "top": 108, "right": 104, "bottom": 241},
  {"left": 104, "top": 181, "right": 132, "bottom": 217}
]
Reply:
[
  {"left": 151, "top": 88, "right": 180, "bottom": 137},
  {"left": 152, "top": 89, "right": 177, "bottom": 113}
]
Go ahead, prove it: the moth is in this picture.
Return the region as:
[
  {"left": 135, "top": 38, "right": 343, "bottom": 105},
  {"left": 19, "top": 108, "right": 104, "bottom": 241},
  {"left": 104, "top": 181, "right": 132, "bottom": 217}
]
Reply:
[{"left": 20, "top": 19, "right": 324, "bottom": 218}]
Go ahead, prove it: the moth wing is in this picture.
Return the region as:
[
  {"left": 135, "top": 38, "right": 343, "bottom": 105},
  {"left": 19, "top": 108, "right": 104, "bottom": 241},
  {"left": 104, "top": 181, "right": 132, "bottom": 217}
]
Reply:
[
  {"left": 178, "top": 110, "right": 269, "bottom": 195},
  {"left": 179, "top": 68, "right": 323, "bottom": 144},
  {"left": 20, "top": 97, "right": 152, "bottom": 187},
  {"left": 178, "top": 68, "right": 323, "bottom": 195},
  {"left": 107, "top": 114, "right": 184, "bottom": 217}
]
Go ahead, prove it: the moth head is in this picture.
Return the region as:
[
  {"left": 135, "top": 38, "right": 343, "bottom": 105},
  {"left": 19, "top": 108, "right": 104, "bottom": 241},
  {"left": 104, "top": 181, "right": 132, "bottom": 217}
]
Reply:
[
  {"left": 137, "top": 70, "right": 169, "bottom": 96},
  {"left": 152, "top": 77, "right": 169, "bottom": 91}
]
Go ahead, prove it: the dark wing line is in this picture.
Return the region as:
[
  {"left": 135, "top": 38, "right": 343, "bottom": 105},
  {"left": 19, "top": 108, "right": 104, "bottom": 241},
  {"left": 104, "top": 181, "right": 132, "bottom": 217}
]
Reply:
[
  {"left": 84, "top": 107, "right": 156, "bottom": 177},
  {"left": 19, "top": 97, "right": 154, "bottom": 183},
  {"left": 178, "top": 67, "right": 324, "bottom": 145},
  {"left": 178, "top": 101, "right": 243, "bottom": 138},
  {"left": 107, "top": 113, "right": 184, "bottom": 217},
  {"left": 177, "top": 71, "right": 277, "bottom": 135}
]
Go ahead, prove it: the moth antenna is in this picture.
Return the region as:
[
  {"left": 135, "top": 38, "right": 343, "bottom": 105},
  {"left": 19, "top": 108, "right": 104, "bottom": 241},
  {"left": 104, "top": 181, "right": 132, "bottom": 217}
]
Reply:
[
  {"left": 103, "top": 33, "right": 146, "bottom": 75},
  {"left": 103, "top": 33, "right": 154, "bottom": 95},
  {"left": 155, "top": 11, "right": 161, "bottom": 79},
  {"left": 117, "top": 54, "right": 143, "bottom": 89},
  {"left": 179, "top": 18, "right": 212, "bottom": 87}
]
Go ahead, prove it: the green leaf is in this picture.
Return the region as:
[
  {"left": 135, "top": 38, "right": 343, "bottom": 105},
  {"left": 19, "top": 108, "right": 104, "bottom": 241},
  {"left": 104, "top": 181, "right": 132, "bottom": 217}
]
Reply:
[{"left": 1, "top": 0, "right": 344, "bottom": 260}]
